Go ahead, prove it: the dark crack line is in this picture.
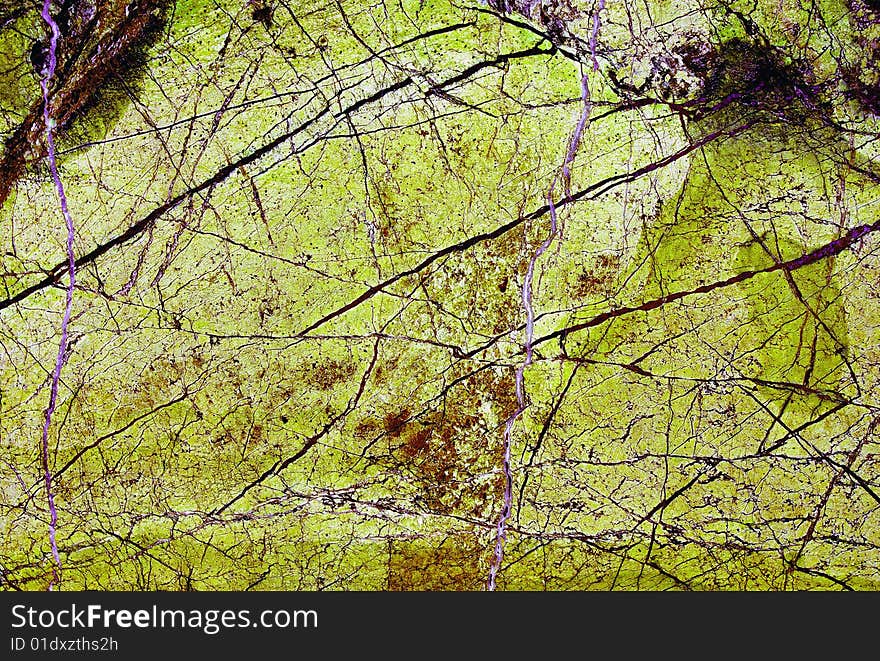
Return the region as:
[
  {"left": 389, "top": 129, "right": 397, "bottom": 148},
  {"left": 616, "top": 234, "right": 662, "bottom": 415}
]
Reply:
[{"left": 535, "top": 220, "right": 879, "bottom": 349}]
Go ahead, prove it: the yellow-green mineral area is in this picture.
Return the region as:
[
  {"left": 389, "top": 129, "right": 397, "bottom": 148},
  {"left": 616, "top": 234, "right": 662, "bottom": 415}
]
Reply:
[{"left": 1, "top": 0, "right": 879, "bottom": 590}]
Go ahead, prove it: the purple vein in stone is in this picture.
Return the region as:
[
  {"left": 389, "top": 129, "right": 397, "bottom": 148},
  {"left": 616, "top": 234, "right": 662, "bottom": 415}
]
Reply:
[
  {"left": 38, "top": 1, "right": 74, "bottom": 590},
  {"left": 589, "top": 0, "right": 605, "bottom": 72},
  {"left": 487, "top": 68, "right": 593, "bottom": 590}
]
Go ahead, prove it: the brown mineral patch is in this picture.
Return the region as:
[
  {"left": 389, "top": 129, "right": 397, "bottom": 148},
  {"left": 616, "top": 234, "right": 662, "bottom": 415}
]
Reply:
[
  {"left": 573, "top": 253, "right": 620, "bottom": 297},
  {"left": 401, "top": 426, "right": 431, "bottom": 459},
  {"left": 308, "top": 357, "right": 357, "bottom": 389},
  {"left": 382, "top": 408, "right": 411, "bottom": 439},
  {"left": 387, "top": 534, "right": 484, "bottom": 590}
]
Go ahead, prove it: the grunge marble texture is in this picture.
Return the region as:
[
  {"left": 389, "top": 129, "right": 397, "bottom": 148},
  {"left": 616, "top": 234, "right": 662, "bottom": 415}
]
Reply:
[{"left": 1, "top": 0, "right": 879, "bottom": 590}]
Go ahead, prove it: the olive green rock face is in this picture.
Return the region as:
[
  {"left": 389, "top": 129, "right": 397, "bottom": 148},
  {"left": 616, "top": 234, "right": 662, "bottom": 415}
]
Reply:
[
  {"left": 600, "top": 115, "right": 853, "bottom": 419},
  {"left": 0, "top": 0, "right": 878, "bottom": 590},
  {"left": 0, "top": 7, "right": 39, "bottom": 139}
]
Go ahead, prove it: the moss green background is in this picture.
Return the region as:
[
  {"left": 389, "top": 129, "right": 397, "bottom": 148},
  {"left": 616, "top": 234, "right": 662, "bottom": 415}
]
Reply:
[{"left": 0, "top": 0, "right": 878, "bottom": 590}]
